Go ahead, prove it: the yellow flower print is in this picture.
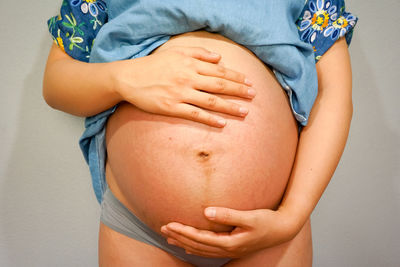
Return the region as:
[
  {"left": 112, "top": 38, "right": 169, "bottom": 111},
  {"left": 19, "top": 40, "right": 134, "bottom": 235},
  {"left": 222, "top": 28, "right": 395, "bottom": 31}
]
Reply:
[
  {"left": 56, "top": 37, "right": 65, "bottom": 52},
  {"left": 83, "top": 0, "right": 96, "bottom": 3},
  {"left": 333, "top": 17, "right": 349, "bottom": 29},
  {"left": 56, "top": 29, "right": 65, "bottom": 52},
  {"left": 299, "top": 0, "right": 338, "bottom": 43},
  {"left": 324, "top": 13, "right": 357, "bottom": 40},
  {"left": 311, "top": 10, "right": 330, "bottom": 31}
]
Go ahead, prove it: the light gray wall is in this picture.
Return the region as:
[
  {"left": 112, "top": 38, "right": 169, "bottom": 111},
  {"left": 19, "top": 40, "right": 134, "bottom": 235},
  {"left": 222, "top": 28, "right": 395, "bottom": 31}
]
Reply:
[{"left": 0, "top": 0, "right": 399, "bottom": 266}]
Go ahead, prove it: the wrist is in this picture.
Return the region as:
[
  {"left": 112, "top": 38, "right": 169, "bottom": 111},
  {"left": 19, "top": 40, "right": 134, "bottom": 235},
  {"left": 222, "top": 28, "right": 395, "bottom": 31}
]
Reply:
[
  {"left": 107, "top": 60, "right": 126, "bottom": 103},
  {"left": 277, "top": 205, "right": 308, "bottom": 239}
]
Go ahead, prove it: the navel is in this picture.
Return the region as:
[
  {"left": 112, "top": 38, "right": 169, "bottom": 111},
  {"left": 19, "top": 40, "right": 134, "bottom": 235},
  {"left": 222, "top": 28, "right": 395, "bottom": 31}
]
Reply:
[{"left": 197, "top": 150, "right": 211, "bottom": 162}]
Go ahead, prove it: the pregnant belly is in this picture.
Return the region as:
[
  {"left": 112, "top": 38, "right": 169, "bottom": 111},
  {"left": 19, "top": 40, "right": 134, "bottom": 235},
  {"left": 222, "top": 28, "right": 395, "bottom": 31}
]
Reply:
[{"left": 105, "top": 31, "right": 298, "bottom": 234}]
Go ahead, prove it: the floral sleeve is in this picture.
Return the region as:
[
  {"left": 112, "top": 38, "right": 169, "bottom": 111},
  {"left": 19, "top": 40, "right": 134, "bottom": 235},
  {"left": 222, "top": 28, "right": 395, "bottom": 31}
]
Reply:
[
  {"left": 47, "top": 0, "right": 108, "bottom": 62},
  {"left": 297, "top": 0, "right": 358, "bottom": 62}
]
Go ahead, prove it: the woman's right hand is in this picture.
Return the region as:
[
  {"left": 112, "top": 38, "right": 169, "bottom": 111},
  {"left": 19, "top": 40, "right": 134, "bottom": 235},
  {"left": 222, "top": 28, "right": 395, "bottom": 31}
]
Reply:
[{"left": 110, "top": 46, "right": 256, "bottom": 127}]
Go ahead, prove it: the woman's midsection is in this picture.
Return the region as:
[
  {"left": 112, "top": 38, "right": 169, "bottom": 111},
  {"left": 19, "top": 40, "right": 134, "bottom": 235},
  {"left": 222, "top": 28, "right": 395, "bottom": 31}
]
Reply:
[{"left": 105, "top": 31, "right": 298, "bottom": 234}]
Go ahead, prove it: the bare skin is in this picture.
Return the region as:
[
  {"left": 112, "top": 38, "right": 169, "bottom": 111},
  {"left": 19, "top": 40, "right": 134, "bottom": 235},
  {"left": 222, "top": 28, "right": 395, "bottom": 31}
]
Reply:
[
  {"left": 99, "top": 220, "right": 312, "bottom": 267},
  {"left": 43, "top": 28, "right": 352, "bottom": 266},
  {"left": 43, "top": 41, "right": 254, "bottom": 127},
  {"left": 160, "top": 37, "right": 352, "bottom": 260},
  {"left": 100, "top": 31, "right": 310, "bottom": 266}
]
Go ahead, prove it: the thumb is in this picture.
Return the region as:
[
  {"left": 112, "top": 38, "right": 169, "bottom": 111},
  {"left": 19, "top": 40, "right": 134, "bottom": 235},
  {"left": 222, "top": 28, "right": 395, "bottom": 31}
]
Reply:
[{"left": 204, "top": 207, "right": 254, "bottom": 228}]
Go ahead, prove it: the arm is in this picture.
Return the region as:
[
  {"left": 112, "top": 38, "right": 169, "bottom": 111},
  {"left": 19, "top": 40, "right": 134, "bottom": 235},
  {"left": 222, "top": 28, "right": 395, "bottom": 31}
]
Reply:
[
  {"left": 159, "top": 0, "right": 357, "bottom": 258},
  {"left": 43, "top": 44, "right": 255, "bottom": 127},
  {"left": 44, "top": 1, "right": 255, "bottom": 126},
  {"left": 279, "top": 36, "right": 353, "bottom": 231},
  {"left": 43, "top": 43, "right": 120, "bottom": 117},
  {"left": 43, "top": 0, "right": 118, "bottom": 116}
]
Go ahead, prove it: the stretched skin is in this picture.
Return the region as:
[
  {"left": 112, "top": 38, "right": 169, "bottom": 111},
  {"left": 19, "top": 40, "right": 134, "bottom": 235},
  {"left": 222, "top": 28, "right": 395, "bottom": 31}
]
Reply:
[{"left": 104, "top": 31, "right": 299, "bottom": 234}]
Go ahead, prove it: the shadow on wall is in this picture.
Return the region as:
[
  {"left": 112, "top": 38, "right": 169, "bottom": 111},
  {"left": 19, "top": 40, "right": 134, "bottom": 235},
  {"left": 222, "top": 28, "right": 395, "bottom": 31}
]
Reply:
[
  {"left": 312, "top": 35, "right": 400, "bottom": 266},
  {"left": 0, "top": 37, "right": 99, "bottom": 266}
]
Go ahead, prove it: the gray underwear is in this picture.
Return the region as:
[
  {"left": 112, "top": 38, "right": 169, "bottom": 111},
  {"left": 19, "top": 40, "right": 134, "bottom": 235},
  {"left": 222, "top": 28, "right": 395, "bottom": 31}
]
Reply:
[{"left": 100, "top": 186, "right": 232, "bottom": 267}]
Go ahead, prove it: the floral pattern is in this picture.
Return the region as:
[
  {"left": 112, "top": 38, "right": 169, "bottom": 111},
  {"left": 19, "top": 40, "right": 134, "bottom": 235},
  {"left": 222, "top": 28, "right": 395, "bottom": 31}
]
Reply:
[
  {"left": 47, "top": 0, "right": 108, "bottom": 61},
  {"left": 48, "top": 0, "right": 357, "bottom": 63},
  {"left": 297, "top": 0, "right": 357, "bottom": 61}
]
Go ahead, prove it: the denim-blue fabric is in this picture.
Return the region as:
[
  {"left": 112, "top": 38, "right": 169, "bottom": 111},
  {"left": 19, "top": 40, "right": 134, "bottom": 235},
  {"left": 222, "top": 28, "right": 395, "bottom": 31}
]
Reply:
[
  {"left": 89, "top": 0, "right": 318, "bottom": 125},
  {"left": 47, "top": 0, "right": 357, "bottom": 203},
  {"left": 47, "top": 0, "right": 357, "bottom": 64}
]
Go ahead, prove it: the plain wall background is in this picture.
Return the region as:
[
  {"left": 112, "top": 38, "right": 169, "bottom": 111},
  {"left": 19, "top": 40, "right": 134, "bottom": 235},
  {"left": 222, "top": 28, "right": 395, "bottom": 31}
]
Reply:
[{"left": 1, "top": 0, "right": 399, "bottom": 266}]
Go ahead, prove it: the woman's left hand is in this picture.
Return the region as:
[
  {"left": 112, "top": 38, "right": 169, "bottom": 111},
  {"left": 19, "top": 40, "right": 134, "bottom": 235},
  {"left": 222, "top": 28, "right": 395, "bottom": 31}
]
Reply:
[{"left": 160, "top": 207, "right": 300, "bottom": 258}]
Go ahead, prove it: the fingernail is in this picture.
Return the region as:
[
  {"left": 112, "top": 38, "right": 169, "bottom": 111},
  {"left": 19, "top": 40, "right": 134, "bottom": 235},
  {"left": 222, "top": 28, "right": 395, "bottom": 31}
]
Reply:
[
  {"left": 217, "top": 119, "right": 227, "bottom": 127},
  {"left": 247, "top": 88, "right": 256, "bottom": 98},
  {"left": 205, "top": 207, "right": 216, "bottom": 219},
  {"left": 161, "top": 226, "right": 168, "bottom": 233},
  {"left": 210, "top": 52, "right": 220, "bottom": 58},
  {"left": 245, "top": 78, "right": 253, "bottom": 86},
  {"left": 239, "top": 107, "right": 249, "bottom": 116}
]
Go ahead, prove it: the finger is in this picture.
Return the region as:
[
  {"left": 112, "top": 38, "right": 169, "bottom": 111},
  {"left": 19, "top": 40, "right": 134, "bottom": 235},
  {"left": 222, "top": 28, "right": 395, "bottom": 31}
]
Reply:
[
  {"left": 170, "top": 103, "right": 227, "bottom": 128},
  {"left": 195, "top": 60, "right": 253, "bottom": 87},
  {"left": 162, "top": 225, "right": 225, "bottom": 255},
  {"left": 204, "top": 207, "right": 256, "bottom": 228},
  {"left": 165, "top": 223, "right": 233, "bottom": 248},
  {"left": 193, "top": 75, "right": 256, "bottom": 99},
  {"left": 167, "top": 238, "right": 229, "bottom": 258},
  {"left": 185, "top": 91, "right": 249, "bottom": 118},
  {"left": 164, "top": 229, "right": 223, "bottom": 254},
  {"left": 171, "top": 46, "right": 221, "bottom": 63}
]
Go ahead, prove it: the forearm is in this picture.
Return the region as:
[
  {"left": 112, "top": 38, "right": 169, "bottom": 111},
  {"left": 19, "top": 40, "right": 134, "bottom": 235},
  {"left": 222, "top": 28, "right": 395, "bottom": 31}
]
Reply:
[
  {"left": 42, "top": 44, "right": 121, "bottom": 117},
  {"left": 280, "top": 38, "right": 353, "bottom": 230}
]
